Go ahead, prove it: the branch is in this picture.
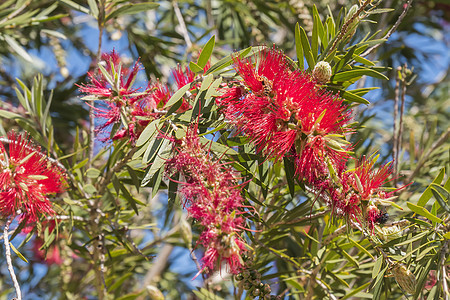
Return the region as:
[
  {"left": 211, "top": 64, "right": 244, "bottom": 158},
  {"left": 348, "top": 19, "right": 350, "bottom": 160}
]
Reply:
[
  {"left": 3, "top": 217, "right": 22, "bottom": 300},
  {"left": 96, "top": 147, "right": 137, "bottom": 195},
  {"left": 406, "top": 128, "right": 450, "bottom": 183},
  {"left": 359, "top": 0, "right": 414, "bottom": 59},
  {"left": 173, "top": 0, "right": 192, "bottom": 49},
  {"left": 0, "top": 0, "right": 31, "bottom": 25},
  {"left": 328, "top": 0, "right": 373, "bottom": 55}
]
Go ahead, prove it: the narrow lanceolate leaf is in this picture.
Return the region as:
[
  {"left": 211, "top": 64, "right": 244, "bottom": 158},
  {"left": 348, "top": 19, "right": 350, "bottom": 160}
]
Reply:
[
  {"left": 332, "top": 68, "right": 388, "bottom": 82},
  {"left": 430, "top": 183, "right": 450, "bottom": 212},
  {"left": 189, "top": 61, "right": 203, "bottom": 73},
  {"left": 87, "top": 0, "right": 99, "bottom": 18},
  {"left": 407, "top": 202, "right": 443, "bottom": 224},
  {"left": 105, "top": 2, "right": 159, "bottom": 22},
  {"left": 418, "top": 168, "right": 445, "bottom": 207},
  {"left": 341, "top": 281, "right": 371, "bottom": 300},
  {"left": 197, "top": 35, "right": 215, "bottom": 68},
  {"left": 10, "top": 242, "right": 28, "bottom": 263},
  {"left": 372, "top": 256, "right": 383, "bottom": 278},
  {"left": 4, "top": 35, "right": 33, "bottom": 62},
  {"left": 299, "top": 25, "right": 315, "bottom": 69},
  {"left": 136, "top": 119, "right": 161, "bottom": 147},
  {"left": 295, "top": 23, "right": 304, "bottom": 70},
  {"left": 349, "top": 238, "right": 374, "bottom": 260},
  {"left": 328, "top": 88, "right": 370, "bottom": 104},
  {"left": 164, "top": 83, "right": 191, "bottom": 108},
  {"left": 59, "top": 0, "right": 90, "bottom": 14}
]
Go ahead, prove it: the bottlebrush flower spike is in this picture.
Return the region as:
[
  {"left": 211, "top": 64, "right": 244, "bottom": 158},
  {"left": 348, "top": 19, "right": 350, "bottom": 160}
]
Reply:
[
  {"left": 217, "top": 47, "right": 353, "bottom": 184},
  {"left": 325, "top": 154, "right": 398, "bottom": 231},
  {"left": 0, "top": 132, "right": 66, "bottom": 224},
  {"left": 78, "top": 50, "right": 140, "bottom": 99},
  {"left": 165, "top": 125, "right": 250, "bottom": 275}
]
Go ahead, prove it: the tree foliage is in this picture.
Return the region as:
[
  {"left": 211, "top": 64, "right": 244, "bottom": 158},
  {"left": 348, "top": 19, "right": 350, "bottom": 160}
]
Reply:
[{"left": 0, "top": 0, "right": 449, "bottom": 299}]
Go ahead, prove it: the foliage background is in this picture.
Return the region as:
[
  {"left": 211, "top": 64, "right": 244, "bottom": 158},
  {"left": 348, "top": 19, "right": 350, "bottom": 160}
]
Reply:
[{"left": 0, "top": 0, "right": 449, "bottom": 299}]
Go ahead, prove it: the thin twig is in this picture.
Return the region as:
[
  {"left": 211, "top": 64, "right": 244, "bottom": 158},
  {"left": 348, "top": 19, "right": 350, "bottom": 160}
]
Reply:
[
  {"left": 328, "top": 0, "right": 373, "bottom": 55},
  {"left": 396, "top": 65, "right": 407, "bottom": 186},
  {"left": 96, "top": 147, "right": 137, "bottom": 195},
  {"left": 393, "top": 66, "right": 401, "bottom": 178},
  {"left": 359, "top": 0, "right": 414, "bottom": 59},
  {"left": 272, "top": 210, "right": 330, "bottom": 227},
  {"left": 0, "top": 0, "right": 31, "bottom": 25},
  {"left": 439, "top": 240, "right": 449, "bottom": 300},
  {"left": 406, "top": 128, "right": 450, "bottom": 183},
  {"left": 173, "top": 0, "right": 192, "bottom": 49},
  {"left": 4, "top": 217, "right": 22, "bottom": 300}
]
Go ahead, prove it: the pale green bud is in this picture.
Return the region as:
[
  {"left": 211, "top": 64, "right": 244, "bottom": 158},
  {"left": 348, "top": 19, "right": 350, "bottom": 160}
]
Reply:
[
  {"left": 146, "top": 285, "right": 164, "bottom": 300},
  {"left": 312, "top": 61, "right": 332, "bottom": 84},
  {"left": 392, "top": 264, "right": 416, "bottom": 294}
]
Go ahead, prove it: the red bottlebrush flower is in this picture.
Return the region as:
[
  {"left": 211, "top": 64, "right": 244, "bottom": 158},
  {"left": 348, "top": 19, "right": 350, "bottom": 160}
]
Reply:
[
  {"left": 33, "top": 237, "right": 63, "bottom": 266},
  {"left": 217, "top": 47, "right": 352, "bottom": 184},
  {"left": 172, "top": 64, "right": 196, "bottom": 89},
  {"left": 0, "top": 132, "right": 66, "bottom": 224},
  {"left": 366, "top": 205, "right": 380, "bottom": 232},
  {"left": 324, "top": 155, "right": 397, "bottom": 231},
  {"left": 78, "top": 50, "right": 141, "bottom": 99},
  {"left": 165, "top": 125, "right": 250, "bottom": 275}
]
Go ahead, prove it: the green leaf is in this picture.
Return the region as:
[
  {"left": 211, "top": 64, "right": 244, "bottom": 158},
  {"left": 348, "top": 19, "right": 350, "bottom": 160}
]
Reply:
[
  {"left": 164, "top": 83, "right": 191, "bottom": 108},
  {"left": 430, "top": 183, "right": 450, "bottom": 212},
  {"left": 295, "top": 23, "right": 304, "bottom": 70},
  {"left": 72, "top": 158, "right": 89, "bottom": 170},
  {"left": 444, "top": 232, "right": 450, "bottom": 239},
  {"left": 332, "top": 68, "right": 388, "bottom": 82},
  {"left": 200, "top": 74, "right": 214, "bottom": 91},
  {"left": 407, "top": 202, "right": 443, "bottom": 223},
  {"left": 197, "top": 35, "right": 215, "bottom": 68},
  {"left": 85, "top": 168, "right": 101, "bottom": 179},
  {"left": 299, "top": 26, "right": 315, "bottom": 69},
  {"left": 116, "top": 292, "right": 143, "bottom": 300},
  {"left": 328, "top": 88, "right": 370, "bottom": 104},
  {"left": 10, "top": 242, "right": 28, "bottom": 263},
  {"left": 120, "top": 184, "right": 139, "bottom": 215},
  {"left": 83, "top": 184, "right": 97, "bottom": 195},
  {"left": 418, "top": 168, "right": 445, "bottom": 207},
  {"left": 87, "top": 0, "right": 99, "bottom": 18},
  {"left": 4, "top": 35, "right": 32, "bottom": 62},
  {"left": 189, "top": 61, "right": 203, "bottom": 73},
  {"left": 367, "top": 8, "right": 395, "bottom": 14},
  {"left": 349, "top": 238, "right": 374, "bottom": 260},
  {"left": 142, "top": 138, "right": 171, "bottom": 185},
  {"left": 372, "top": 256, "right": 382, "bottom": 279},
  {"left": 311, "top": 13, "right": 319, "bottom": 59},
  {"left": 192, "top": 288, "right": 224, "bottom": 300},
  {"left": 59, "top": 0, "right": 90, "bottom": 14},
  {"left": 108, "top": 273, "right": 133, "bottom": 292},
  {"left": 341, "top": 281, "right": 371, "bottom": 300},
  {"left": 105, "top": 2, "right": 159, "bottom": 22},
  {"left": 136, "top": 119, "right": 161, "bottom": 147},
  {"left": 0, "top": 110, "right": 23, "bottom": 119},
  {"left": 341, "top": 248, "right": 359, "bottom": 268},
  {"left": 204, "top": 46, "right": 254, "bottom": 75}
]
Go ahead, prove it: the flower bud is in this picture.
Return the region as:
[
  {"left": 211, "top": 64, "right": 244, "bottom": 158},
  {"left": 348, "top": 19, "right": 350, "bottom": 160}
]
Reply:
[
  {"left": 392, "top": 264, "right": 416, "bottom": 294},
  {"left": 146, "top": 285, "right": 164, "bottom": 300},
  {"left": 312, "top": 61, "right": 332, "bottom": 84}
]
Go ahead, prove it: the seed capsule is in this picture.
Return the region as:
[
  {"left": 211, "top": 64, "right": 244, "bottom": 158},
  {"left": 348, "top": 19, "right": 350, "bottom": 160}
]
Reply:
[{"left": 391, "top": 264, "right": 416, "bottom": 294}]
